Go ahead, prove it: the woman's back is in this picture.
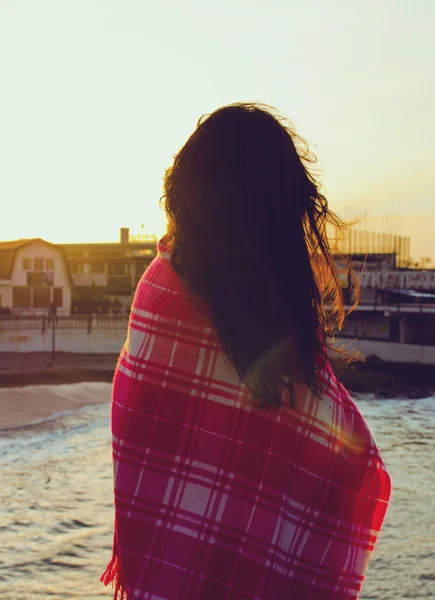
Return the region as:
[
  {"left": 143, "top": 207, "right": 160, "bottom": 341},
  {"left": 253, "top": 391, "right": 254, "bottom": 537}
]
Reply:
[{"left": 102, "top": 245, "right": 390, "bottom": 599}]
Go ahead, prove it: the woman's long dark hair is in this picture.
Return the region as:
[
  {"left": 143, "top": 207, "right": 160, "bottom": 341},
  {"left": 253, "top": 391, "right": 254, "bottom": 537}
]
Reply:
[{"left": 161, "top": 103, "right": 357, "bottom": 406}]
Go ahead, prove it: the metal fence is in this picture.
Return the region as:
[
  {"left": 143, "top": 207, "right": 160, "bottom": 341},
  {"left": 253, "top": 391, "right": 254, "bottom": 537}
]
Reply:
[{"left": 0, "top": 315, "right": 129, "bottom": 332}]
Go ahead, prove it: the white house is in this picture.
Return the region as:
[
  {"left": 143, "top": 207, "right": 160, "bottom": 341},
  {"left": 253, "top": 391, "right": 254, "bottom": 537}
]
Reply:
[{"left": 0, "top": 239, "right": 72, "bottom": 315}]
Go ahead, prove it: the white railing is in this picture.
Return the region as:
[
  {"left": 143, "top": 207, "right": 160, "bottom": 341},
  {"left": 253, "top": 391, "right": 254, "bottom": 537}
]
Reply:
[{"left": 0, "top": 315, "right": 129, "bottom": 332}]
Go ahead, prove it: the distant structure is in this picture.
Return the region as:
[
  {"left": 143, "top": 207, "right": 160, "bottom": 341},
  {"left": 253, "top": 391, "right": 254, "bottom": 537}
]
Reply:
[
  {"left": 129, "top": 224, "right": 158, "bottom": 244},
  {"left": 332, "top": 222, "right": 435, "bottom": 362},
  {"left": 330, "top": 227, "right": 411, "bottom": 270},
  {"left": 60, "top": 228, "right": 158, "bottom": 314},
  {"left": 0, "top": 229, "right": 159, "bottom": 315},
  {"left": 0, "top": 239, "right": 72, "bottom": 315},
  {"left": 1, "top": 228, "right": 434, "bottom": 364}
]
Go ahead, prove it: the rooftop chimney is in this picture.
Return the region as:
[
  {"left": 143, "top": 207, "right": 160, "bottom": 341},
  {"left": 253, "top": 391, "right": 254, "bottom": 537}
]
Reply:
[{"left": 120, "top": 227, "right": 130, "bottom": 245}]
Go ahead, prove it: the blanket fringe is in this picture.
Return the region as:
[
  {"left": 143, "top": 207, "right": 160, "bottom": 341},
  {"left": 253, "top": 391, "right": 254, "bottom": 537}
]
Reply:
[{"left": 101, "top": 554, "right": 127, "bottom": 600}]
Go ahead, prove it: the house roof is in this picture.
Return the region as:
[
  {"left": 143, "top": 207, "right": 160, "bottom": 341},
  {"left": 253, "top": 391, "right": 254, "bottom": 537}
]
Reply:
[
  {"left": 0, "top": 239, "right": 40, "bottom": 279},
  {"left": 0, "top": 238, "right": 73, "bottom": 284},
  {"left": 0, "top": 238, "right": 41, "bottom": 250},
  {"left": 60, "top": 241, "right": 157, "bottom": 258},
  {"left": 0, "top": 249, "right": 16, "bottom": 279}
]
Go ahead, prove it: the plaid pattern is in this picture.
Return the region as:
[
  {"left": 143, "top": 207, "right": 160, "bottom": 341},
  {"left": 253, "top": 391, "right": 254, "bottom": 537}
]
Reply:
[{"left": 102, "top": 242, "right": 391, "bottom": 599}]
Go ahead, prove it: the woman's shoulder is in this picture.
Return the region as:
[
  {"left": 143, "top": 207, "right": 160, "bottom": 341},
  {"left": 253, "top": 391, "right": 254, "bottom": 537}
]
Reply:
[
  {"left": 321, "top": 366, "right": 389, "bottom": 477},
  {"left": 294, "top": 363, "right": 384, "bottom": 464}
]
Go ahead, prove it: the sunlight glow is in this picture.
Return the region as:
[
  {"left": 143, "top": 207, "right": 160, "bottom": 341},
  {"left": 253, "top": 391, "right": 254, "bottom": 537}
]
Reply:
[{"left": 0, "top": 1, "right": 434, "bottom": 260}]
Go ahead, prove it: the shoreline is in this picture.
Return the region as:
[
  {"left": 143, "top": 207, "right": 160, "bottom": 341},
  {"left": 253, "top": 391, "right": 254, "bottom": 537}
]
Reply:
[
  {"left": 336, "top": 357, "right": 435, "bottom": 399},
  {"left": 0, "top": 352, "right": 434, "bottom": 432},
  {"left": 0, "top": 352, "right": 118, "bottom": 388},
  {"left": 0, "top": 352, "right": 434, "bottom": 410},
  {"left": 0, "top": 353, "right": 117, "bottom": 429},
  {"left": 0, "top": 368, "right": 115, "bottom": 388}
]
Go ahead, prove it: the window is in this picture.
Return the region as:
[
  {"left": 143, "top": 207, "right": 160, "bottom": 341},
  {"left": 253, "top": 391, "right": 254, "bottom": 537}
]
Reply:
[
  {"left": 28, "top": 272, "right": 43, "bottom": 286},
  {"left": 107, "top": 276, "right": 133, "bottom": 292},
  {"left": 90, "top": 262, "right": 105, "bottom": 274},
  {"left": 22, "top": 257, "right": 31, "bottom": 270},
  {"left": 109, "top": 262, "right": 130, "bottom": 275},
  {"left": 46, "top": 258, "right": 54, "bottom": 270},
  {"left": 69, "top": 263, "right": 85, "bottom": 274},
  {"left": 27, "top": 272, "right": 53, "bottom": 286},
  {"left": 34, "top": 257, "right": 44, "bottom": 270},
  {"left": 33, "top": 287, "right": 51, "bottom": 308},
  {"left": 13, "top": 287, "right": 31, "bottom": 307},
  {"left": 53, "top": 288, "right": 63, "bottom": 307}
]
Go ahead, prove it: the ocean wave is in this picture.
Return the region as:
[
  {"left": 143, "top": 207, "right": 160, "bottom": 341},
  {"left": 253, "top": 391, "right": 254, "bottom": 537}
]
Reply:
[
  {"left": 1, "top": 385, "right": 434, "bottom": 598},
  {"left": 0, "top": 381, "right": 112, "bottom": 434},
  {"left": 0, "top": 408, "right": 85, "bottom": 433}
]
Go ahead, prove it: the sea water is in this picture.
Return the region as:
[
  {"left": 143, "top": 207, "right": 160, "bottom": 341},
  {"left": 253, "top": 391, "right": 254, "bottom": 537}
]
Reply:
[{"left": 0, "top": 383, "right": 434, "bottom": 599}]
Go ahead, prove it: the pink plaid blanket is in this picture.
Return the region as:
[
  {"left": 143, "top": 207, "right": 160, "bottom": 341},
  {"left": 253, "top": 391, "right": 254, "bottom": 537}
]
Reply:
[{"left": 102, "top": 242, "right": 391, "bottom": 599}]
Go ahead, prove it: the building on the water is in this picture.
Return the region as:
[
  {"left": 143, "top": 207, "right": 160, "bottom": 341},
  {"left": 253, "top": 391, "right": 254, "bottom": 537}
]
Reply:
[
  {"left": 336, "top": 250, "right": 435, "bottom": 365},
  {"left": 329, "top": 226, "right": 412, "bottom": 268}
]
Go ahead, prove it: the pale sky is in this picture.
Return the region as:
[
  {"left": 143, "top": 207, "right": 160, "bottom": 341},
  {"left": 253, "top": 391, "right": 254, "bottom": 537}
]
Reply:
[{"left": 1, "top": 0, "right": 434, "bottom": 260}]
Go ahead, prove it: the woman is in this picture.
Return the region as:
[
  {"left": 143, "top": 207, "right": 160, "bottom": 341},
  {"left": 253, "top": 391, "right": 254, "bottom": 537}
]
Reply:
[{"left": 102, "top": 103, "right": 391, "bottom": 599}]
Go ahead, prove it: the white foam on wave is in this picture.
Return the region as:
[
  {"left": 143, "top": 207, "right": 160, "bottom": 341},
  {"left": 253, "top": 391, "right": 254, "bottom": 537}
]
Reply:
[{"left": 0, "top": 408, "right": 79, "bottom": 432}]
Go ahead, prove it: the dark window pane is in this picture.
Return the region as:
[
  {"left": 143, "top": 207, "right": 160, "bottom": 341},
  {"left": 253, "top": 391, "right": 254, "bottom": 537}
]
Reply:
[
  {"left": 46, "top": 258, "right": 54, "bottom": 270},
  {"left": 109, "top": 262, "right": 130, "bottom": 275},
  {"left": 91, "top": 262, "right": 105, "bottom": 273},
  {"left": 34, "top": 257, "right": 44, "bottom": 270},
  {"left": 70, "top": 263, "right": 85, "bottom": 273},
  {"left": 28, "top": 272, "right": 43, "bottom": 286},
  {"left": 27, "top": 272, "right": 53, "bottom": 286},
  {"left": 107, "top": 276, "right": 132, "bottom": 292},
  {"left": 33, "top": 287, "right": 51, "bottom": 308},
  {"left": 22, "top": 257, "right": 31, "bottom": 270},
  {"left": 53, "top": 288, "right": 63, "bottom": 307},
  {"left": 13, "top": 287, "right": 31, "bottom": 307}
]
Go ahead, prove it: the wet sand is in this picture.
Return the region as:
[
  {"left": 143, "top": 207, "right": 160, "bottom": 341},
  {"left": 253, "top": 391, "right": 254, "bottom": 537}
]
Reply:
[
  {"left": 0, "top": 353, "right": 117, "bottom": 430},
  {"left": 0, "top": 352, "right": 117, "bottom": 387},
  {"left": 0, "top": 381, "right": 113, "bottom": 430}
]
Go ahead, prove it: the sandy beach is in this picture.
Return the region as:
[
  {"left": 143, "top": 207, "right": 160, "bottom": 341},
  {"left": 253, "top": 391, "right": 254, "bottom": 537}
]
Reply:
[
  {"left": 0, "top": 381, "right": 113, "bottom": 430},
  {"left": 0, "top": 353, "right": 117, "bottom": 430},
  {"left": 0, "top": 352, "right": 117, "bottom": 386}
]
